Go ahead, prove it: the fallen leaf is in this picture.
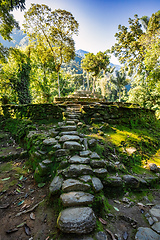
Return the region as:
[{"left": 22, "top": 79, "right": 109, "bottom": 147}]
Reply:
[
  {"left": 17, "top": 222, "right": 26, "bottom": 228},
  {"left": 38, "top": 183, "right": 45, "bottom": 188},
  {"left": 113, "top": 206, "right": 119, "bottom": 211},
  {"left": 17, "top": 200, "right": 24, "bottom": 206},
  {"left": 6, "top": 228, "right": 18, "bottom": 234},
  {"left": 24, "top": 224, "right": 31, "bottom": 236},
  {"left": 99, "top": 217, "right": 107, "bottom": 225},
  {"left": 19, "top": 175, "right": 23, "bottom": 181},
  {"left": 30, "top": 212, "right": 35, "bottom": 220},
  {"left": 1, "top": 177, "right": 10, "bottom": 181}
]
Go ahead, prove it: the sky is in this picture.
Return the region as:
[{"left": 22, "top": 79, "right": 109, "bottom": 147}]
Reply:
[{"left": 13, "top": 0, "right": 160, "bottom": 64}]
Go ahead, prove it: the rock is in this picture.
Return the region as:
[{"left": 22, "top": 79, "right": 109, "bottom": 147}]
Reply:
[
  {"left": 122, "top": 175, "right": 139, "bottom": 188},
  {"left": 95, "top": 231, "right": 108, "bottom": 240},
  {"left": 83, "top": 138, "right": 88, "bottom": 150},
  {"left": 53, "top": 143, "right": 61, "bottom": 150},
  {"left": 90, "top": 152, "right": 100, "bottom": 159},
  {"left": 55, "top": 149, "right": 70, "bottom": 157},
  {"left": 38, "top": 163, "right": 48, "bottom": 176},
  {"left": 62, "top": 179, "right": 90, "bottom": 192},
  {"left": 149, "top": 163, "right": 158, "bottom": 172},
  {"left": 103, "top": 176, "right": 123, "bottom": 187},
  {"left": 150, "top": 205, "right": 160, "bottom": 218},
  {"left": 66, "top": 120, "right": 75, "bottom": 125},
  {"left": 61, "top": 125, "right": 77, "bottom": 132},
  {"left": 49, "top": 129, "right": 59, "bottom": 137},
  {"left": 62, "top": 164, "right": 93, "bottom": 178},
  {"left": 88, "top": 139, "right": 97, "bottom": 147},
  {"left": 43, "top": 138, "right": 57, "bottom": 145},
  {"left": 49, "top": 176, "right": 63, "bottom": 195},
  {"left": 92, "top": 177, "right": 103, "bottom": 192},
  {"left": 80, "top": 150, "right": 91, "bottom": 157},
  {"left": 57, "top": 207, "right": 96, "bottom": 234},
  {"left": 59, "top": 135, "right": 80, "bottom": 143},
  {"left": 60, "top": 131, "right": 79, "bottom": 136},
  {"left": 93, "top": 168, "right": 108, "bottom": 178},
  {"left": 79, "top": 175, "right": 92, "bottom": 183},
  {"left": 135, "top": 227, "right": 160, "bottom": 240},
  {"left": 143, "top": 176, "right": 158, "bottom": 185},
  {"left": 42, "top": 159, "right": 52, "bottom": 165},
  {"left": 69, "top": 155, "right": 90, "bottom": 164},
  {"left": 60, "top": 191, "right": 94, "bottom": 207},
  {"left": 90, "top": 160, "right": 106, "bottom": 168},
  {"left": 148, "top": 217, "right": 154, "bottom": 226},
  {"left": 63, "top": 141, "right": 82, "bottom": 150}
]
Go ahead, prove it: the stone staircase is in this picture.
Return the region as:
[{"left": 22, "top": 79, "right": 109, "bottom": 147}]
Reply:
[
  {"left": 30, "top": 103, "right": 160, "bottom": 239},
  {"left": 49, "top": 105, "right": 101, "bottom": 238}
]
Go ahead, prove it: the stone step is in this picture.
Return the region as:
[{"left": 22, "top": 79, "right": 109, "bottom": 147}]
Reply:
[
  {"left": 49, "top": 176, "right": 63, "bottom": 195},
  {"left": 57, "top": 207, "right": 96, "bottom": 234},
  {"left": 62, "top": 179, "right": 90, "bottom": 192},
  {"left": 59, "top": 135, "right": 81, "bottom": 143},
  {"left": 69, "top": 155, "right": 90, "bottom": 164},
  {"left": 61, "top": 125, "right": 77, "bottom": 132},
  {"left": 60, "top": 131, "right": 79, "bottom": 136},
  {"left": 80, "top": 150, "right": 92, "bottom": 157},
  {"left": 62, "top": 164, "right": 93, "bottom": 178},
  {"left": 66, "top": 120, "right": 76, "bottom": 125},
  {"left": 60, "top": 191, "right": 94, "bottom": 207},
  {"left": 63, "top": 141, "right": 83, "bottom": 151}
]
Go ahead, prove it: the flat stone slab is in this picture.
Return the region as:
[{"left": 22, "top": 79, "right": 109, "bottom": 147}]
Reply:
[
  {"left": 43, "top": 138, "right": 57, "bottom": 145},
  {"left": 79, "top": 175, "right": 92, "bottom": 183},
  {"left": 150, "top": 205, "right": 160, "bottom": 218},
  {"left": 59, "top": 135, "right": 80, "bottom": 143},
  {"left": 60, "top": 191, "right": 94, "bottom": 207},
  {"left": 92, "top": 177, "right": 103, "bottom": 192},
  {"left": 93, "top": 168, "right": 108, "bottom": 178},
  {"left": 80, "top": 150, "right": 91, "bottom": 157},
  {"left": 55, "top": 149, "right": 70, "bottom": 157},
  {"left": 62, "top": 164, "right": 93, "bottom": 178},
  {"left": 60, "top": 131, "right": 79, "bottom": 136},
  {"left": 63, "top": 141, "right": 82, "bottom": 150},
  {"left": 69, "top": 155, "right": 90, "bottom": 164},
  {"left": 90, "top": 152, "right": 100, "bottom": 159},
  {"left": 49, "top": 176, "right": 63, "bottom": 195},
  {"left": 62, "top": 179, "right": 90, "bottom": 192},
  {"left": 61, "top": 125, "right": 77, "bottom": 132},
  {"left": 135, "top": 227, "right": 160, "bottom": 240},
  {"left": 122, "top": 175, "right": 140, "bottom": 188},
  {"left": 66, "top": 121, "right": 75, "bottom": 125},
  {"left": 57, "top": 207, "right": 96, "bottom": 234},
  {"left": 90, "top": 160, "right": 106, "bottom": 168},
  {"left": 152, "top": 222, "right": 160, "bottom": 234},
  {"left": 103, "top": 176, "right": 123, "bottom": 187}
]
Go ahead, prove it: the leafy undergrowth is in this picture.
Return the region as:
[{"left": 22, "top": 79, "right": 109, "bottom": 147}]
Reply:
[{"left": 81, "top": 118, "right": 160, "bottom": 171}]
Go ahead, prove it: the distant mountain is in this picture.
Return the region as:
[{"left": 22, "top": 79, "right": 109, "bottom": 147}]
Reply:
[
  {"left": 76, "top": 49, "right": 121, "bottom": 71},
  {"left": 76, "top": 49, "right": 89, "bottom": 58}
]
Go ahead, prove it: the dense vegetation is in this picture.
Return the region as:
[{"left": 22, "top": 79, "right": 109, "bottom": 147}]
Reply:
[{"left": 0, "top": 2, "right": 159, "bottom": 117}]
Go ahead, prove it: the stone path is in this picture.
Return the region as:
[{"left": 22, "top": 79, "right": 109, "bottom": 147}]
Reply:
[{"left": 32, "top": 104, "right": 160, "bottom": 239}]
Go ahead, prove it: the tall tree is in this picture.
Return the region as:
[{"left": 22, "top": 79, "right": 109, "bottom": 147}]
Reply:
[
  {"left": 0, "top": 47, "right": 31, "bottom": 104},
  {"left": 0, "top": 0, "right": 25, "bottom": 61},
  {"left": 110, "top": 70, "right": 129, "bottom": 102},
  {"left": 81, "top": 51, "right": 110, "bottom": 93},
  {"left": 23, "top": 4, "right": 79, "bottom": 97}
]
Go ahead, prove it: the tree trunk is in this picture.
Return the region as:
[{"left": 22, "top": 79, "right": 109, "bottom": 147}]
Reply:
[
  {"left": 57, "top": 72, "right": 61, "bottom": 97},
  {"left": 87, "top": 72, "right": 89, "bottom": 91},
  {"left": 92, "top": 76, "right": 96, "bottom": 94}
]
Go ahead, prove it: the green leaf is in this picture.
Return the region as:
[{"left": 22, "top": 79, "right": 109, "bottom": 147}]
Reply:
[
  {"left": 1, "top": 177, "right": 10, "bottom": 181},
  {"left": 38, "top": 183, "right": 45, "bottom": 188},
  {"left": 19, "top": 175, "right": 23, "bottom": 181}
]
